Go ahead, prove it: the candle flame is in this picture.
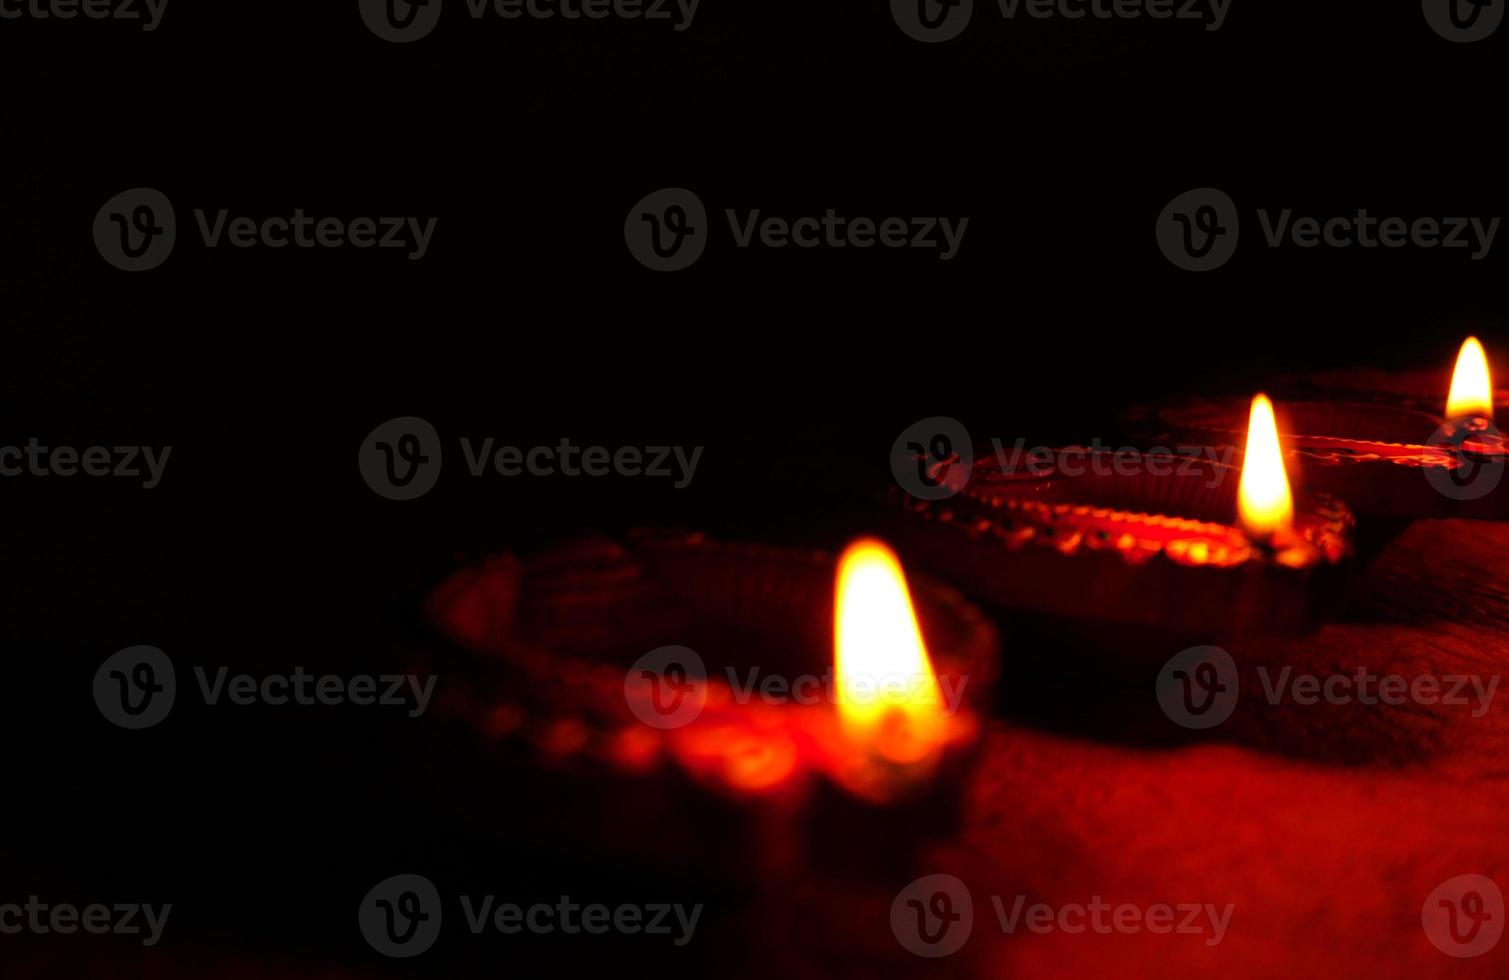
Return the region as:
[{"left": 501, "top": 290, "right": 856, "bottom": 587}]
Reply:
[
  {"left": 834, "top": 538, "right": 945, "bottom": 764},
  {"left": 1447, "top": 336, "right": 1493, "bottom": 420},
  {"left": 1238, "top": 394, "right": 1294, "bottom": 538}
]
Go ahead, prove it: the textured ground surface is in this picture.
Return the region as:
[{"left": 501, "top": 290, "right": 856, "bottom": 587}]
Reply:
[{"left": 929, "top": 519, "right": 1509, "bottom": 977}]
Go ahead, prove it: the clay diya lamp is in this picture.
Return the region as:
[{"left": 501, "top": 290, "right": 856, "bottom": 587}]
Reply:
[
  {"left": 418, "top": 530, "right": 999, "bottom": 887},
  {"left": 892, "top": 396, "right": 1353, "bottom": 642}
]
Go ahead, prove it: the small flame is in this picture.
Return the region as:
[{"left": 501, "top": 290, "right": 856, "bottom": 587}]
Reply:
[
  {"left": 834, "top": 539, "right": 945, "bottom": 764},
  {"left": 1238, "top": 394, "right": 1294, "bottom": 538},
  {"left": 1447, "top": 336, "right": 1494, "bottom": 420}
]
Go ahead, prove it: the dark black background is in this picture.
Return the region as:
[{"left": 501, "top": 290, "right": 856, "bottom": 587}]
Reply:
[{"left": 1, "top": 1, "right": 1505, "bottom": 976}]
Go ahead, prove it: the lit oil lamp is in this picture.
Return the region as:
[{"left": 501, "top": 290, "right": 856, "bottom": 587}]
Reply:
[
  {"left": 1238, "top": 394, "right": 1295, "bottom": 541},
  {"left": 831, "top": 539, "right": 952, "bottom": 798},
  {"left": 892, "top": 396, "right": 1353, "bottom": 638},
  {"left": 419, "top": 530, "right": 997, "bottom": 884},
  {"left": 1148, "top": 338, "right": 1508, "bottom": 519},
  {"left": 1447, "top": 336, "right": 1495, "bottom": 421}
]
